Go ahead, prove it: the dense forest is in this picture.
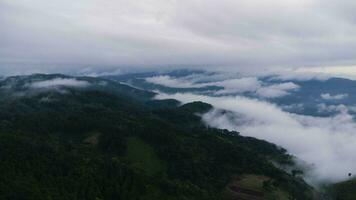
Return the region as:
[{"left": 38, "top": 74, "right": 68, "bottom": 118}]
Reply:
[{"left": 0, "top": 74, "right": 316, "bottom": 199}]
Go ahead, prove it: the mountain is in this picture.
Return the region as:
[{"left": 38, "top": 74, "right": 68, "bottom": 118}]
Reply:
[
  {"left": 328, "top": 179, "right": 356, "bottom": 200},
  {"left": 0, "top": 74, "right": 315, "bottom": 199},
  {"left": 104, "top": 70, "right": 223, "bottom": 94},
  {"left": 106, "top": 70, "right": 356, "bottom": 117}
]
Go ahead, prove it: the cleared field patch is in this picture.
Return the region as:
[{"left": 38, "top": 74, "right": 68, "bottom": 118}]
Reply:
[
  {"left": 226, "top": 175, "right": 290, "bottom": 200},
  {"left": 126, "top": 137, "right": 166, "bottom": 176},
  {"left": 83, "top": 132, "right": 101, "bottom": 145}
]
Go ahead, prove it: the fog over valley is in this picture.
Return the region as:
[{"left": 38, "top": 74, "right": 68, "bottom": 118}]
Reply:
[{"left": 110, "top": 70, "right": 356, "bottom": 184}]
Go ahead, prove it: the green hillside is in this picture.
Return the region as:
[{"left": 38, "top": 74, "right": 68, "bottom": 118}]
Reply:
[
  {"left": 0, "top": 74, "right": 314, "bottom": 199},
  {"left": 327, "top": 179, "right": 356, "bottom": 200}
]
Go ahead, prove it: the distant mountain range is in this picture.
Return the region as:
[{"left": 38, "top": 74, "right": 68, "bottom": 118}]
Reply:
[{"left": 105, "top": 70, "right": 356, "bottom": 117}]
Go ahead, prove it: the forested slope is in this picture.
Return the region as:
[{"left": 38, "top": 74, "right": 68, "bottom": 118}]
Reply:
[{"left": 0, "top": 74, "right": 314, "bottom": 200}]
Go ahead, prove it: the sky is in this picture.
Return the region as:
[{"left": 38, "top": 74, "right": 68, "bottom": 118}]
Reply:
[{"left": 2, "top": 0, "right": 356, "bottom": 75}]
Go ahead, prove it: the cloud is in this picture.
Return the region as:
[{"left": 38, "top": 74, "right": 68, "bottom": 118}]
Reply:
[
  {"left": 296, "top": 66, "right": 356, "bottom": 80},
  {"left": 29, "top": 78, "right": 90, "bottom": 89},
  {"left": 321, "top": 93, "right": 349, "bottom": 100},
  {"left": 256, "top": 82, "right": 300, "bottom": 98},
  {"left": 145, "top": 75, "right": 208, "bottom": 88},
  {"left": 212, "top": 77, "right": 261, "bottom": 94},
  {"left": 2, "top": 0, "right": 356, "bottom": 74},
  {"left": 80, "top": 68, "right": 123, "bottom": 77},
  {"left": 317, "top": 103, "right": 348, "bottom": 114},
  {"left": 155, "top": 92, "right": 356, "bottom": 184},
  {"left": 281, "top": 103, "right": 305, "bottom": 112},
  {"left": 146, "top": 74, "right": 299, "bottom": 98},
  {"left": 146, "top": 75, "right": 262, "bottom": 92},
  {"left": 267, "top": 68, "right": 330, "bottom": 81}
]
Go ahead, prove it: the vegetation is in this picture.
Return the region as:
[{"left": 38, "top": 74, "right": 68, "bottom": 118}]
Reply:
[
  {"left": 328, "top": 179, "right": 356, "bottom": 200},
  {"left": 0, "top": 74, "right": 314, "bottom": 199},
  {"left": 125, "top": 137, "right": 166, "bottom": 176}
]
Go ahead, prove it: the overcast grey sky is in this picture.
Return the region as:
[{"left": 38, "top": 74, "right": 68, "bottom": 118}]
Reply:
[{"left": 1, "top": 0, "right": 356, "bottom": 75}]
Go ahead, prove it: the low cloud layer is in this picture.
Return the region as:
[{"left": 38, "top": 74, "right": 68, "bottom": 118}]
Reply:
[
  {"left": 29, "top": 78, "right": 90, "bottom": 89},
  {"left": 297, "top": 66, "right": 356, "bottom": 80},
  {"left": 145, "top": 75, "right": 206, "bottom": 88},
  {"left": 156, "top": 92, "right": 356, "bottom": 184},
  {"left": 146, "top": 74, "right": 299, "bottom": 98},
  {"left": 256, "top": 82, "right": 299, "bottom": 98},
  {"left": 317, "top": 104, "right": 349, "bottom": 114},
  {"left": 321, "top": 93, "right": 349, "bottom": 100}
]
